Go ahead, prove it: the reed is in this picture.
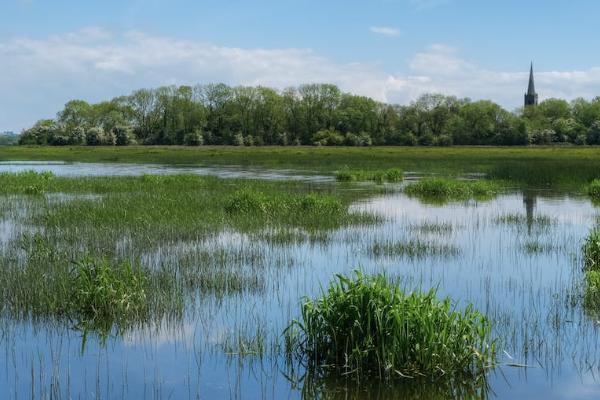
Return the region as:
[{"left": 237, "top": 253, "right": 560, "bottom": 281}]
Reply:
[
  {"left": 404, "top": 178, "right": 502, "bottom": 201},
  {"left": 285, "top": 271, "right": 495, "bottom": 379},
  {"left": 335, "top": 167, "right": 403, "bottom": 183}
]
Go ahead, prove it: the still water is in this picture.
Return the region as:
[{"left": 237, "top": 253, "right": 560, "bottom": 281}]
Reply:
[{"left": 0, "top": 162, "right": 599, "bottom": 399}]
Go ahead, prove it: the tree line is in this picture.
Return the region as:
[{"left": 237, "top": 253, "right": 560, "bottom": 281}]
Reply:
[{"left": 18, "top": 83, "right": 600, "bottom": 146}]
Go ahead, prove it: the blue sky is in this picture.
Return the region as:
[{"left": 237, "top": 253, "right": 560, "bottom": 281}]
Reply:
[{"left": 2, "top": 0, "right": 600, "bottom": 131}]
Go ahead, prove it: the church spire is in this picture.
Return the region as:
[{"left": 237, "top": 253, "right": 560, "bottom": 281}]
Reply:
[{"left": 524, "top": 62, "right": 538, "bottom": 106}]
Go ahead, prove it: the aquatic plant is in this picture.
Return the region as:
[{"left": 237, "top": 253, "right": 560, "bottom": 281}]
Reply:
[
  {"left": 69, "top": 258, "right": 149, "bottom": 322},
  {"left": 368, "top": 239, "right": 460, "bottom": 259},
  {"left": 404, "top": 178, "right": 502, "bottom": 201},
  {"left": 585, "top": 179, "right": 600, "bottom": 200},
  {"left": 335, "top": 167, "right": 403, "bottom": 183},
  {"left": 285, "top": 271, "right": 495, "bottom": 379},
  {"left": 583, "top": 229, "right": 600, "bottom": 270}
]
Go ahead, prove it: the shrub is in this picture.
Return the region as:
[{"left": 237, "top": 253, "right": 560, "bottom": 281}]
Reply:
[
  {"left": 285, "top": 271, "right": 495, "bottom": 379},
  {"left": 184, "top": 130, "right": 204, "bottom": 146},
  {"left": 312, "top": 129, "right": 344, "bottom": 146},
  {"left": 85, "top": 127, "right": 103, "bottom": 146},
  {"left": 113, "top": 125, "right": 134, "bottom": 146},
  {"left": 101, "top": 129, "right": 117, "bottom": 146},
  {"left": 69, "top": 126, "right": 86, "bottom": 145},
  {"left": 434, "top": 134, "right": 453, "bottom": 146}
]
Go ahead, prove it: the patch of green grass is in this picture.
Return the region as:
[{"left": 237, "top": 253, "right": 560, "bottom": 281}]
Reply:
[
  {"left": 335, "top": 167, "right": 403, "bottom": 183},
  {"left": 404, "top": 178, "right": 502, "bottom": 202},
  {"left": 584, "top": 179, "right": 600, "bottom": 200},
  {"left": 583, "top": 229, "right": 600, "bottom": 271},
  {"left": 69, "top": 258, "right": 149, "bottom": 323},
  {"left": 285, "top": 271, "right": 495, "bottom": 379},
  {"left": 582, "top": 229, "right": 600, "bottom": 311}
]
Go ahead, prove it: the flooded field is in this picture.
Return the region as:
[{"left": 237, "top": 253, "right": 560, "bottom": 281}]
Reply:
[{"left": 0, "top": 162, "right": 599, "bottom": 399}]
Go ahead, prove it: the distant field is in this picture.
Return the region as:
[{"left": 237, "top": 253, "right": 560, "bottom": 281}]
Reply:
[{"left": 2, "top": 146, "right": 600, "bottom": 187}]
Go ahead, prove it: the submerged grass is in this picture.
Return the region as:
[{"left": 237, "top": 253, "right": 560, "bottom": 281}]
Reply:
[
  {"left": 368, "top": 239, "right": 460, "bottom": 260},
  {"left": 404, "top": 178, "right": 502, "bottom": 202},
  {"left": 285, "top": 271, "right": 496, "bottom": 380}
]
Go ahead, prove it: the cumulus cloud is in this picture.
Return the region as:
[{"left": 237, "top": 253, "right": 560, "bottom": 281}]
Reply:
[
  {"left": 2, "top": 29, "right": 600, "bottom": 131},
  {"left": 370, "top": 26, "right": 401, "bottom": 37}
]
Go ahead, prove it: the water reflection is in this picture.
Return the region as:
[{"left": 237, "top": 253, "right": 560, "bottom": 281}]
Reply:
[
  {"left": 0, "top": 161, "right": 332, "bottom": 182},
  {"left": 1, "top": 175, "right": 600, "bottom": 398}
]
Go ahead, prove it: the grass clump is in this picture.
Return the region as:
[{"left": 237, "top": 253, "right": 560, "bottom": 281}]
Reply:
[
  {"left": 368, "top": 239, "right": 459, "bottom": 260},
  {"left": 584, "top": 179, "right": 600, "bottom": 200},
  {"left": 224, "top": 190, "right": 343, "bottom": 216},
  {"left": 582, "top": 229, "right": 600, "bottom": 309},
  {"left": 583, "top": 229, "right": 600, "bottom": 270},
  {"left": 285, "top": 271, "right": 495, "bottom": 379},
  {"left": 335, "top": 167, "right": 403, "bottom": 183},
  {"left": 404, "top": 178, "right": 502, "bottom": 202},
  {"left": 69, "top": 258, "right": 148, "bottom": 323}
]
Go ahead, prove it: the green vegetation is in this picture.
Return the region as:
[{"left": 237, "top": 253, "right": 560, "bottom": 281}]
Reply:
[
  {"left": 335, "top": 167, "right": 403, "bottom": 183},
  {"left": 368, "top": 239, "right": 459, "bottom": 259},
  {"left": 17, "top": 83, "right": 600, "bottom": 147},
  {"left": 494, "top": 213, "right": 555, "bottom": 228},
  {"left": 0, "top": 234, "right": 182, "bottom": 335},
  {"left": 404, "top": 178, "right": 502, "bottom": 201},
  {"left": 285, "top": 271, "right": 495, "bottom": 379},
  {"left": 582, "top": 229, "right": 600, "bottom": 308},
  {"left": 4, "top": 146, "right": 600, "bottom": 188},
  {"left": 0, "top": 171, "right": 379, "bottom": 337},
  {"left": 584, "top": 179, "right": 600, "bottom": 200}
]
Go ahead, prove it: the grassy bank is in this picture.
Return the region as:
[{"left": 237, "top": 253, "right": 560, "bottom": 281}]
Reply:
[{"left": 2, "top": 146, "right": 600, "bottom": 187}]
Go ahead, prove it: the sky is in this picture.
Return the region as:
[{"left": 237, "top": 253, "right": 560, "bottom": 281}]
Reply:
[{"left": 2, "top": 0, "right": 600, "bottom": 132}]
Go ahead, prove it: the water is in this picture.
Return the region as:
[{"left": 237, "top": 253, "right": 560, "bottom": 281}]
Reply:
[
  {"left": 0, "top": 161, "right": 333, "bottom": 182},
  {"left": 1, "top": 163, "right": 599, "bottom": 399}
]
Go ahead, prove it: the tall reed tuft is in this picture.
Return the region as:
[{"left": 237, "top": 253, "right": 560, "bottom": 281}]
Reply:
[
  {"left": 404, "top": 178, "right": 501, "bottom": 201},
  {"left": 285, "top": 271, "right": 495, "bottom": 379}
]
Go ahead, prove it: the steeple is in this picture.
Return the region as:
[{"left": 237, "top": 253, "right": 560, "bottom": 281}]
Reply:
[{"left": 524, "top": 62, "right": 538, "bottom": 106}]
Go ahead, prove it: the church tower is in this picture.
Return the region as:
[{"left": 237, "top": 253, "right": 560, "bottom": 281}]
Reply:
[{"left": 524, "top": 62, "right": 538, "bottom": 107}]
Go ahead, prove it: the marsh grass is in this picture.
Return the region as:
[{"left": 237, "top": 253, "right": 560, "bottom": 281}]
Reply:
[
  {"left": 0, "top": 234, "right": 183, "bottom": 337},
  {"left": 581, "top": 229, "right": 600, "bottom": 309},
  {"left": 285, "top": 271, "right": 495, "bottom": 380},
  {"left": 408, "top": 222, "right": 454, "bottom": 235},
  {"left": 335, "top": 167, "right": 403, "bottom": 183},
  {"left": 404, "top": 178, "right": 502, "bottom": 202},
  {"left": 494, "top": 213, "right": 555, "bottom": 228},
  {"left": 521, "top": 240, "right": 558, "bottom": 255},
  {"left": 584, "top": 180, "right": 600, "bottom": 201},
  {"left": 368, "top": 239, "right": 460, "bottom": 260},
  {"left": 5, "top": 146, "right": 600, "bottom": 190},
  {"left": 0, "top": 171, "right": 379, "bottom": 337}
]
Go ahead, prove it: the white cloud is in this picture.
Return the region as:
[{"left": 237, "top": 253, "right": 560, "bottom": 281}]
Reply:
[
  {"left": 370, "top": 26, "right": 401, "bottom": 37},
  {"left": 2, "top": 29, "right": 600, "bottom": 131}
]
